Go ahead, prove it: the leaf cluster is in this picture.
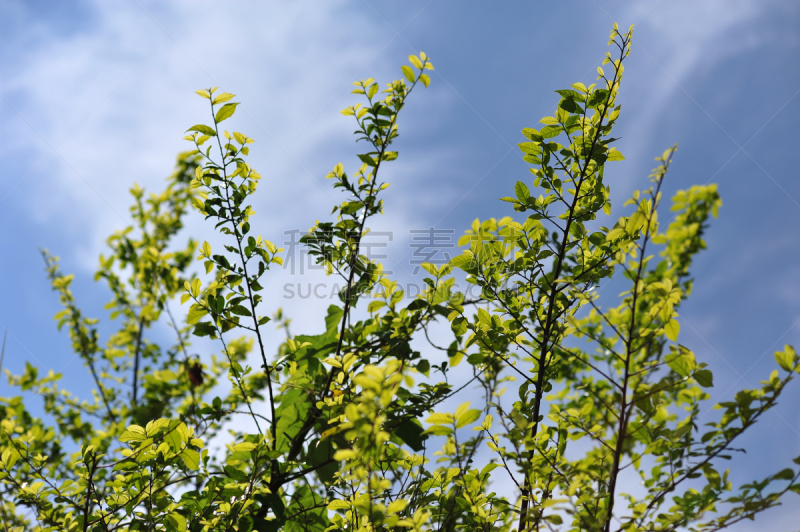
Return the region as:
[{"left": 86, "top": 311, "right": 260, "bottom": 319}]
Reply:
[{"left": 1, "top": 28, "right": 798, "bottom": 532}]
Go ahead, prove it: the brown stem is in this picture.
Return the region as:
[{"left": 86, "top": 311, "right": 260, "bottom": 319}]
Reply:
[
  {"left": 82, "top": 454, "right": 97, "bottom": 532},
  {"left": 518, "top": 36, "right": 628, "bottom": 532},
  {"left": 603, "top": 157, "right": 668, "bottom": 531},
  {"left": 209, "top": 99, "right": 276, "bottom": 449}
]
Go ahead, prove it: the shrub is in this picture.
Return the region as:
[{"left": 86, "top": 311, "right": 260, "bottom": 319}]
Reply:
[{"left": 1, "top": 23, "right": 798, "bottom": 532}]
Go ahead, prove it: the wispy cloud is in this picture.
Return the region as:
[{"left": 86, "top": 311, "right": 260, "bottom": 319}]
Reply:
[{"left": 1, "top": 0, "right": 456, "bottom": 269}]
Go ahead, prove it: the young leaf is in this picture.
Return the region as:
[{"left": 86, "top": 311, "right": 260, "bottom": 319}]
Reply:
[
  {"left": 401, "top": 65, "right": 415, "bottom": 83},
  {"left": 187, "top": 124, "right": 217, "bottom": 136},
  {"left": 694, "top": 369, "right": 714, "bottom": 388},
  {"left": 212, "top": 92, "right": 235, "bottom": 104},
  {"left": 665, "top": 319, "right": 680, "bottom": 341},
  {"left": 215, "top": 102, "right": 239, "bottom": 123},
  {"left": 775, "top": 347, "right": 795, "bottom": 372}
]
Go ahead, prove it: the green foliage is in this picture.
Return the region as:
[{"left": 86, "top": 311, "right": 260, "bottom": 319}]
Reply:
[{"left": 2, "top": 26, "right": 799, "bottom": 532}]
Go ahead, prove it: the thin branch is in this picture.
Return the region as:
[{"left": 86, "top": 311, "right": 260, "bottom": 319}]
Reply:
[{"left": 131, "top": 316, "right": 145, "bottom": 409}]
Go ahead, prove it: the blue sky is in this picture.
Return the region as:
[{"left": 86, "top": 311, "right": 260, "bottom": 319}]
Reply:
[{"left": 0, "top": 1, "right": 798, "bottom": 528}]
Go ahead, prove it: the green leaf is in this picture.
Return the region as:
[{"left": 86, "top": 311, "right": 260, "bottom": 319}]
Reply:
[
  {"left": 456, "top": 409, "right": 482, "bottom": 429},
  {"left": 167, "top": 513, "right": 187, "bottom": 532},
  {"left": 427, "top": 412, "right": 453, "bottom": 425},
  {"left": 164, "top": 428, "right": 182, "bottom": 452},
  {"left": 481, "top": 462, "right": 500, "bottom": 476},
  {"left": 192, "top": 322, "right": 216, "bottom": 337},
  {"left": 522, "top": 128, "right": 543, "bottom": 141},
  {"left": 309, "top": 438, "right": 338, "bottom": 483},
  {"left": 477, "top": 307, "right": 491, "bottom": 326},
  {"left": 112, "top": 461, "right": 138, "bottom": 472},
  {"left": 187, "top": 304, "right": 208, "bottom": 325},
  {"left": 559, "top": 97, "right": 581, "bottom": 114},
  {"left": 607, "top": 148, "right": 625, "bottom": 161},
  {"left": 673, "top": 424, "right": 692, "bottom": 439},
  {"left": 694, "top": 369, "right": 714, "bottom": 388},
  {"left": 357, "top": 153, "right": 376, "bottom": 167},
  {"left": 1, "top": 448, "right": 20, "bottom": 469},
  {"left": 518, "top": 142, "right": 541, "bottom": 155},
  {"left": 328, "top": 500, "right": 350, "bottom": 510},
  {"left": 540, "top": 125, "right": 561, "bottom": 139},
  {"left": 191, "top": 278, "right": 201, "bottom": 297},
  {"left": 515, "top": 181, "right": 531, "bottom": 202},
  {"left": 587, "top": 89, "right": 609, "bottom": 108},
  {"left": 387, "top": 499, "right": 408, "bottom": 515},
  {"left": 449, "top": 255, "right": 473, "bottom": 270},
  {"left": 368, "top": 300, "right": 386, "bottom": 313},
  {"left": 212, "top": 92, "right": 235, "bottom": 105},
  {"left": 425, "top": 425, "right": 453, "bottom": 436},
  {"left": 394, "top": 420, "right": 427, "bottom": 452},
  {"left": 215, "top": 102, "right": 239, "bottom": 123},
  {"left": 253, "top": 492, "right": 286, "bottom": 532},
  {"left": 367, "top": 83, "right": 379, "bottom": 99},
  {"left": 555, "top": 89, "right": 582, "bottom": 100},
  {"left": 175, "top": 422, "right": 191, "bottom": 442},
  {"left": 401, "top": 65, "right": 415, "bottom": 83},
  {"left": 119, "top": 425, "right": 146, "bottom": 443},
  {"left": 665, "top": 319, "right": 680, "bottom": 341},
  {"left": 325, "top": 305, "right": 344, "bottom": 331},
  {"left": 229, "top": 305, "right": 252, "bottom": 317},
  {"left": 187, "top": 124, "right": 216, "bottom": 136},
  {"left": 275, "top": 388, "right": 311, "bottom": 453},
  {"left": 145, "top": 418, "right": 170, "bottom": 437},
  {"left": 775, "top": 347, "right": 795, "bottom": 372},
  {"left": 179, "top": 448, "right": 200, "bottom": 470},
  {"left": 666, "top": 345, "right": 696, "bottom": 377}
]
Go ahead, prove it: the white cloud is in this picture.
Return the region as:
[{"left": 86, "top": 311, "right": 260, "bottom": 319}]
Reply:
[
  {"left": 1, "top": 0, "right": 455, "bottom": 272},
  {"left": 3, "top": 3, "right": 798, "bottom": 526},
  {"left": 596, "top": 0, "right": 786, "bottom": 205},
  {"left": 0, "top": 0, "right": 471, "bottom": 412}
]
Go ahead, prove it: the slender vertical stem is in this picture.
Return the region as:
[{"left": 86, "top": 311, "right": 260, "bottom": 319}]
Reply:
[
  {"left": 131, "top": 317, "right": 144, "bottom": 409},
  {"left": 162, "top": 300, "right": 203, "bottom": 428},
  {"left": 0, "top": 488, "right": 10, "bottom": 532},
  {"left": 218, "top": 330, "right": 262, "bottom": 435},
  {"left": 325, "top": 75, "right": 423, "bottom": 395},
  {"left": 517, "top": 35, "right": 628, "bottom": 532},
  {"left": 41, "top": 252, "right": 117, "bottom": 422},
  {"left": 82, "top": 455, "right": 96, "bottom": 532},
  {"left": 604, "top": 160, "right": 668, "bottom": 531},
  {"left": 208, "top": 98, "right": 277, "bottom": 449}
]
